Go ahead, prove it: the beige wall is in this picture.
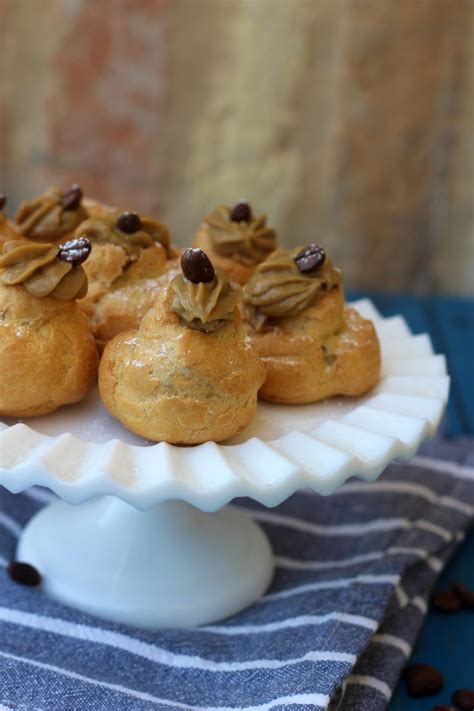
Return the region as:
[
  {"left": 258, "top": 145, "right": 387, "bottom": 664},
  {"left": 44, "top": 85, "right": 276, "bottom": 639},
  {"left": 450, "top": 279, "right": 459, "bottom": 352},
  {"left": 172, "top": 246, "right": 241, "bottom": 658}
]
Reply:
[{"left": 0, "top": 0, "right": 473, "bottom": 294}]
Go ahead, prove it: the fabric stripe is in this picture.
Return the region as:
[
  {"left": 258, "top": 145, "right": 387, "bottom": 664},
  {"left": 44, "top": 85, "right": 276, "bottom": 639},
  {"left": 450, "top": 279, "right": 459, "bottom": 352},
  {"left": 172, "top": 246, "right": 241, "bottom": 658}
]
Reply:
[
  {"left": 335, "top": 480, "right": 473, "bottom": 515},
  {"left": 410, "top": 455, "right": 474, "bottom": 480},
  {"left": 0, "top": 512, "right": 21, "bottom": 538},
  {"left": 372, "top": 634, "right": 411, "bottom": 657},
  {"left": 242, "top": 693, "right": 328, "bottom": 710},
  {"left": 0, "top": 648, "right": 330, "bottom": 711},
  {"left": 0, "top": 607, "right": 354, "bottom": 671},
  {"left": 275, "top": 546, "right": 437, "bottom": 571},
  {"left": 346, "top": 674, "right": 392, "bottom": 700},
  {"left": 242, "top": 508, "right": 453, "bottom": 541},
  {"left": 242, "top": 508, "right": 412, "bottom": 536},
  {"left": 202, "top": 612, "right": 378, "bottom": 635},
  {"left": 263, "top": 574, "right": 400, "bottom": 602},
  {"left": 411, "top": 596, "right": 428, "bottom": 614},
  {"left": 0, "top": 649, "right": 187, "bottom": 708}
]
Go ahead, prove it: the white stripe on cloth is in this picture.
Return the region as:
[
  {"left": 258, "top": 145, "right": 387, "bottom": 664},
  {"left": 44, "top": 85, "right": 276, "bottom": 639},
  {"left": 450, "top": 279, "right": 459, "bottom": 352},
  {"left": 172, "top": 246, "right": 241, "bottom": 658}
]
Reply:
[
  {"left": 345, "top": 674, "right": 392, "bottom": 700},
  {"left": 202, "top": 611, "right": 378, "bottom": 635},
  {"left": 410, "top": 456, "right": 474, "bottom": 480},
  {"left": 426, "top": 556, "right": 443, "bottom": 572},
  {"left": 0, "top": 649, "right": 330, "bottom": 711},
  {"left": 242, "top": 693, "right": 329, "bottom": 710},
  {"left": 411, "top": 596, "right": 428, "bottom": 614},
  {"left": 333, "top": 480, "right": 473, "bottom": 516},
  {"left": 0, "top": 607, "right": 355, "bottom": 672},
  {"left": 372, "top": 634, "right": 411, "bottom": 658},
  {"left": 275, "top": 546, "right": 439, "bottom": 571},
  {"left": 394, "top": 585, "right": 409, "bottom": 608},
  {"left": 394, "top": 586, "right": 428, "bottom": 614},
  {"left": 263, "top": 574, "right": 400, "bottom": 602},
  {"left": 240, "top": 508, "right": 453, "bottom": 542},
  {"left": 0, "top": 512, "right": 22, "bottom": 538}
]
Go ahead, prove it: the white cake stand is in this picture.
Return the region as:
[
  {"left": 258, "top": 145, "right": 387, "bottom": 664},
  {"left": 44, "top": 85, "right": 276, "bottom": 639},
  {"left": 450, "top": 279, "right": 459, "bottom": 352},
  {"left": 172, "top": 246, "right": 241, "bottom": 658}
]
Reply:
[{"left": 0, "top": 299, "right": 449, "bottom": 629}]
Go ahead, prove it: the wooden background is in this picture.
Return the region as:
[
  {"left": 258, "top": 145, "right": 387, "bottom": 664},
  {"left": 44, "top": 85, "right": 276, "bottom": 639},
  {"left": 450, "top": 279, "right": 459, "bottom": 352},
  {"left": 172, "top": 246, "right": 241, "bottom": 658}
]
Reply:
[{"left": 0, "top": 0, "right": 472, "bottom": 294}]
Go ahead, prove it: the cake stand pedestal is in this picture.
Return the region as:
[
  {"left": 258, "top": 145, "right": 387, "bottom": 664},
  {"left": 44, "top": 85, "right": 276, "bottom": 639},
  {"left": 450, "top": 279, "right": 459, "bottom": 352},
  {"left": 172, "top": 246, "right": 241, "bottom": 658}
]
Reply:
[
  {"left": 0, "top": 300, "right": 449, "bottom": 628},
  {"left": 18, "top": 496, "right": 273, "bottom": 628}
]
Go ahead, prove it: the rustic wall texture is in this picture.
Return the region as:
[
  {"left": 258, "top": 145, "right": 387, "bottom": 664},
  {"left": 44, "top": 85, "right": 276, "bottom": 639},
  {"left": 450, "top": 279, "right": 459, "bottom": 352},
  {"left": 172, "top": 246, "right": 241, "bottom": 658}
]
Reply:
[{"left": 0, "top": 0, "right": 472, "bottom": 294}]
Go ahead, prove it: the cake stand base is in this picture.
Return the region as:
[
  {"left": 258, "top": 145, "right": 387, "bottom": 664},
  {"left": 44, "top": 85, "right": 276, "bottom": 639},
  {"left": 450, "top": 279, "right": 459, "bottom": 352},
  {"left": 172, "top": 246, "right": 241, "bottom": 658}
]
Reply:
[{"left": 17, "top": 497, "right": 274, "bottom": 628}]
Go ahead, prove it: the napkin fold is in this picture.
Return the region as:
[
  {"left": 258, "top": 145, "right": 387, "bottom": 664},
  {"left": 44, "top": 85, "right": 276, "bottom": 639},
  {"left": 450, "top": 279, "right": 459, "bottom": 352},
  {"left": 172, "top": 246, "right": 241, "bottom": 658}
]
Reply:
[{"left": 0, "top": 437, "right": 473, "bottom": 711}]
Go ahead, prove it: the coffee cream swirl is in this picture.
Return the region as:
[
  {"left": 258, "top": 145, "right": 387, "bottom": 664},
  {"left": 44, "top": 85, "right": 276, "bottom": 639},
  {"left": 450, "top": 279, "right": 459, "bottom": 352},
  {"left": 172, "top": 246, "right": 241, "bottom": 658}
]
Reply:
[
  {"left": 78, "top": 213, "right": 173, "bottom": 258},
  {"left": 0, "top": 241, "right": 88, "bottom": 300},
  {"left": 170, "top": 268, "right": 241, "bottom": 332},
  {"left": 15, "top": 187, "right": 87, "bottom": 241},
  {"left": 205, "top": 206, "right": 277, "bottom": 266},
  {"left": 244, "top": 247, "right": 342, "bottom": 327}
]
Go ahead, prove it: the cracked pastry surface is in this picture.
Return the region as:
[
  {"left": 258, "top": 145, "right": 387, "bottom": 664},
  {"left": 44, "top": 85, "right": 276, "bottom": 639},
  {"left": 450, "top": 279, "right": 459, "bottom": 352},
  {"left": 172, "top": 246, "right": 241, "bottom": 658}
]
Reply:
[
  {"left": 0, "top": 239, "right": 98, "bottom": 417},
  {"left": 99, "top": 249, "right": 265, "bottom": 444},
  {"left": 243, "top": 245, "right": 380, "bottom": 403},
  {"left": 76, "top": 210, "right": 180, "bottom": 350},
  {"left": 193, "top": 202, "right": 277, "bottom": 285}
]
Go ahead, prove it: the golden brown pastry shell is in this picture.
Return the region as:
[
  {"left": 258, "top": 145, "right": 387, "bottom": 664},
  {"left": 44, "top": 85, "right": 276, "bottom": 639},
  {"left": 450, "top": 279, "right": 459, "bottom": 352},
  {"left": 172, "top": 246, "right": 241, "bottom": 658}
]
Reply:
[
  {"left": 82, "top": 197, "right": 116, "bottom": 219},
  {"left": 99, "top": 294, "right": 266, "bottom": 444},
  {"left": 193, "top": 224, "right": 254, "bottom": 285},
  {"left": 245, "top": 288, "right": 381, "bottom": 404},
  {"left": 0, "top": 285, "right": 99, "bottom": 417},
  {"left": 79, "top": 238, "right": 181, "bottom": 351}
]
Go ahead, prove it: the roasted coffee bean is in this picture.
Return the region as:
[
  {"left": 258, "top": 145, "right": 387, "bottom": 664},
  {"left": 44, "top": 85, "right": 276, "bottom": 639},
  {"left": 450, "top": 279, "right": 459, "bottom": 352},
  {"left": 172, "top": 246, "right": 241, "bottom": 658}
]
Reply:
[
  {"left": 451, "top": 688, "right": 474, "bottom": 710},
  {"left": 403, "top": 664, "right": 444, "bottom": 697},
  {"left": 181, "top": 248, "right": 215, "bottom": 283},
  {"left": 431, "top": 589, "right": 462, "bottom": 612},
  {"left": 58, "top": 237, "right": 92, "bottom": 266},
  {"left": 8, "top": 561, "right": 42, "bottom": 587},
  {"left": 60, "top": 184, "right": 83, "bottom": 210},
  {"left": 116, "top": 211, "right": 142, "bottom": 234},
  {"left": 230, "top": 201, "right": 252, "bottom": 223},
  {"left": 0, "top": 194, "right": 7, "bottom": 210},
  {"left": 294, "top": 243, "right": 326, "bottom": 273},
  {"left": 452, "top": 581, "right": 474, "bottom": 608}
]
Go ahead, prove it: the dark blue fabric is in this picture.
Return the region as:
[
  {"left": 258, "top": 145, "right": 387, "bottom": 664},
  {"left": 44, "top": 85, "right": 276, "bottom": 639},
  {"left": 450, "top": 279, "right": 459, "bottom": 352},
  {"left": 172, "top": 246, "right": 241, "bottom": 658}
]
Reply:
[{"left": 0, "top": 438, "right": 473, "bottom": 711}]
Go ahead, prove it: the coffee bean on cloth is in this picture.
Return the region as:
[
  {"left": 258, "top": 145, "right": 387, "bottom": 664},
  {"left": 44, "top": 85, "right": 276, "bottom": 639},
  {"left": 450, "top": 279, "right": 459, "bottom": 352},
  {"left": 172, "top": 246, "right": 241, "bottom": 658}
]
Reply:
[
  {"left": 403, "top": 663, "right": 444, "bottom": 697},
  {"left": 452, "top": 581, "right": 474, "bottom": 608},
  {"left": 452, "top": 688, "right": 474, "bottom": 710},
  {"left": 0, "top": 437, "right": 473, "bottom": 710},
  {"left": 7, "top": 561, "right": 41, "bottom": 587},
  {"left": 431, "top": 589, "right": 463, "bottom": 612}
]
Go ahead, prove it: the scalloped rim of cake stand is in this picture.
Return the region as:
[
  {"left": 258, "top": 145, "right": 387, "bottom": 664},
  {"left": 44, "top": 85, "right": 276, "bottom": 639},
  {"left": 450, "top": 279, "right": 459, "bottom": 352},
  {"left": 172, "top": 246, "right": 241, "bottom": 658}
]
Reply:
[{"left": 0, "top": 299, "right": 449, "bottom": 513}]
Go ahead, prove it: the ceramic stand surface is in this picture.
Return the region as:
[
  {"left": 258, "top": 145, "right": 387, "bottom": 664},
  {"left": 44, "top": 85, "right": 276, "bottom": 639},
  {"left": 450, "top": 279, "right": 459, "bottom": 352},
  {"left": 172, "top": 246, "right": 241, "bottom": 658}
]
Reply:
[{"left": 17, "top": 496, "right": 274, "bottom": 628}]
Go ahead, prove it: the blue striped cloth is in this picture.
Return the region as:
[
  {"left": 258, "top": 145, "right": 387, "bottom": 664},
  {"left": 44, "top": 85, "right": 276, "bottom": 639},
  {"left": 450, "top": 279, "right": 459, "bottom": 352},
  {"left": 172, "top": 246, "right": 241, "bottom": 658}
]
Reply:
[{"left": 0, "top": 438, "right": 473, "bottom": 711}]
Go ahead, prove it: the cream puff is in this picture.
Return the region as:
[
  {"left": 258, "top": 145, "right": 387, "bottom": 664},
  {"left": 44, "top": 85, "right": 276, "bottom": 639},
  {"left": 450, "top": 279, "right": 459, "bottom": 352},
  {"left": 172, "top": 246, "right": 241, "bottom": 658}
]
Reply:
[
  {"left": 0, "top": 238, "right": 99, "bottom": 417},
  {"left": 76, "top": 210, "right": 180, "bottom": 350},
  {"left": 14, "top": 184, "right": 88, "bottom": 243},
  {"left": 193, "top": 201, "right": 277, "bottom": 285},
  {"left": 99, "top": 248, "right": 266, "bottom": 444},
  {"left": 0, "top": 194, "right": 20, "bottom": 243},
  {"left": 82, "top": 197, "right": 116, "bottom": 220},
  {"left": 243, "top": 244, "right": 381, "bottom": 403}
]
